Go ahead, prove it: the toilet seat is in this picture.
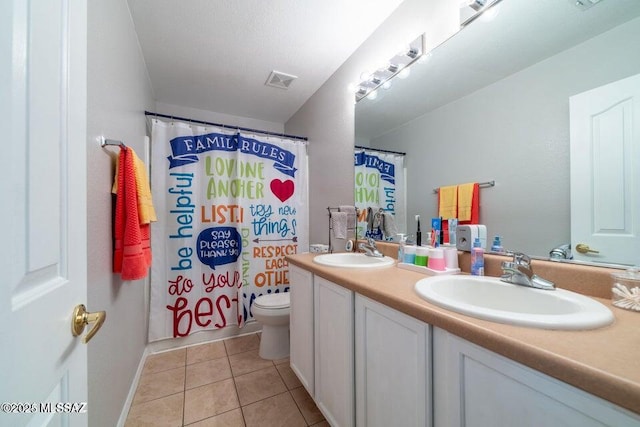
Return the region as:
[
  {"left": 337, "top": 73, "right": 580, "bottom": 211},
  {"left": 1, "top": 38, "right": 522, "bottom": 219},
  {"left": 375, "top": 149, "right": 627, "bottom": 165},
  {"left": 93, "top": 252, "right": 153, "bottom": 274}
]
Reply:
[{"left": 253, "top": 292, "right": 290, "bottom": 309}]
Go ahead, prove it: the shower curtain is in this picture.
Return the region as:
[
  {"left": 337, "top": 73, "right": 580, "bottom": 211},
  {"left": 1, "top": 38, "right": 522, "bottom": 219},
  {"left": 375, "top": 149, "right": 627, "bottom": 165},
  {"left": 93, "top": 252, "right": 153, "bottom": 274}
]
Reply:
[
  {"left": 148, "top": 119, "right": 308, "bottom": 341},
  {"left": 354, "top": 148, "right": 406, "bottom": 240}
]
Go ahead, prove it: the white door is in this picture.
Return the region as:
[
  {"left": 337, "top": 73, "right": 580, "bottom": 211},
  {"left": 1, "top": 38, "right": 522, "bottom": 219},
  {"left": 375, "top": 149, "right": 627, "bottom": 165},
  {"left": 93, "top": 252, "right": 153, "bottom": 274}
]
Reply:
[
  {"left": 1, "top": 1, "right": 91, "bottom": 426},
  {"left": 570, "top": 73, "right": 640, "bottom": 265}
]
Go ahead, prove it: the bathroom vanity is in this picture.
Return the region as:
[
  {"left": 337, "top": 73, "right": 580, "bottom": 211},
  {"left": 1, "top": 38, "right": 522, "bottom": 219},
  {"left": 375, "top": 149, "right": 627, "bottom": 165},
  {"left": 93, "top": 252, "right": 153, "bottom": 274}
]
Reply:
[{"left": 287, "top": 252, "right": 640, "bottom": 427}]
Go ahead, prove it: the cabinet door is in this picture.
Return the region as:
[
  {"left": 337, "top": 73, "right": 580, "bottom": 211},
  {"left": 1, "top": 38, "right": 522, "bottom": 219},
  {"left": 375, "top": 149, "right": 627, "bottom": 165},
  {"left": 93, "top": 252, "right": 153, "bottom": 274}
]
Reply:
[
  {"left": 355, "top": 295, "right": 431, "bottom": 427},
  {"left": 314, "top": 276, "right": 355, "bottom": 427},
  {"left": 433, "top": 328, "right": 640, "bottom": 427},
  {"left": 289, "top": 265, "right": 315, "bottom": 396}
]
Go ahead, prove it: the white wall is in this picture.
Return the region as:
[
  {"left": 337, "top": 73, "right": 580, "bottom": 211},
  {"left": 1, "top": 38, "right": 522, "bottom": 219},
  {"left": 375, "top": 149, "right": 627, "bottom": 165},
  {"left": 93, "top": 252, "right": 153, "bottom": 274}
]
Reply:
[
  {"left": 371, "top": 17, "right": 640, "bottom": 257},
  {"left": 155, "top": 101, "right": 284, "bottom": 134},
  {"left": 86, "top": 1, "right": 155, "bottom": 425},
  {"left": 285, "top": 0, "right": 458, "bottom": 244}
]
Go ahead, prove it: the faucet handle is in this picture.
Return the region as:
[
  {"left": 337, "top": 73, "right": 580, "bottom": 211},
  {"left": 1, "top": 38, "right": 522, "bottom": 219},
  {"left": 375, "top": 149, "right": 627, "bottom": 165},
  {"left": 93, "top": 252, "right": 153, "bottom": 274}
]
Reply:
[{"left": 510, "top": 251, "right": 531, "bottom": 266}]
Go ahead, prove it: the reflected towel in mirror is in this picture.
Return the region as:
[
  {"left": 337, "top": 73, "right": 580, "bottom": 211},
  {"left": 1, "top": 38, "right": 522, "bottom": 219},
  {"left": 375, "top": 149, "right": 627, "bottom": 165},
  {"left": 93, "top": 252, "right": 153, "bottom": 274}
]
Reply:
[
  {"left": 332, "top": 212, "right": 348, "bottom": 239},
  {"left": 458, "top": 182, "right": 479, "bottom": 223},
  {"left": 438, "top": 185, "right": 458, "bottom": 219}
]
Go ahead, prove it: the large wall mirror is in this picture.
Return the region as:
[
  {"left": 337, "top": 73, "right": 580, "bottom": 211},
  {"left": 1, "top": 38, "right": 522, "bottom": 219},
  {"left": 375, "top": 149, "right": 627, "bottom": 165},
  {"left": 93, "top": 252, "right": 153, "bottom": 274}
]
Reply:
[{"left": 355, "top": 0, "right": 640, "bottom": 267}]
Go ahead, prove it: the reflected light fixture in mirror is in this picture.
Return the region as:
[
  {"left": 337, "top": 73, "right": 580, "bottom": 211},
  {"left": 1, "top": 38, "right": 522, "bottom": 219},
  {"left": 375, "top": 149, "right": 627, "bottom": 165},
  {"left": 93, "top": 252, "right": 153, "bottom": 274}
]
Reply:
[
  {"left": 354, "top": 33, "right": 425, "bottom": 102},
  {"left": 460, "top": 0, "right": 503, "bottom": 26}
]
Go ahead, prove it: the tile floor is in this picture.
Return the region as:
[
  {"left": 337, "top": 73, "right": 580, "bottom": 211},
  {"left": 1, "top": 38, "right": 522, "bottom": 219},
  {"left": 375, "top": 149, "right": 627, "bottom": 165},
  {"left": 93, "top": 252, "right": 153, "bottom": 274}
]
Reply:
[{"left": 125, "top": 333, "right": 328, "bottom": 427}]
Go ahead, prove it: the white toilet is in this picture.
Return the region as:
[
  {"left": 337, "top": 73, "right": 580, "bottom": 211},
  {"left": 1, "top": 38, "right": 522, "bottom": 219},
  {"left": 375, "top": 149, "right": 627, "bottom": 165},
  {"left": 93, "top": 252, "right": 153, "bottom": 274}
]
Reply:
[{"left": 252, "top": 292, "right": 290, "bottom": 360}]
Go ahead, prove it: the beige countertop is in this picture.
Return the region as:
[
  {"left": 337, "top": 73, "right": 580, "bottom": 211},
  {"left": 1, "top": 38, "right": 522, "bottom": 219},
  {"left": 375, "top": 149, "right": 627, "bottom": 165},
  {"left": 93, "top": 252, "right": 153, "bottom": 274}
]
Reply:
[{"left": 286, "top": 252, "right": 640, "bottom": 416}]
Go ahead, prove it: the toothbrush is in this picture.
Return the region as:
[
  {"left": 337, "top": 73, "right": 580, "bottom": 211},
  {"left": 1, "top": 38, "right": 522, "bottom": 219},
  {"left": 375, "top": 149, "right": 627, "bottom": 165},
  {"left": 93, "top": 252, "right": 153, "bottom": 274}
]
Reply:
[{"left": 416, "top": 215, "right": 421, "bottom": 246}]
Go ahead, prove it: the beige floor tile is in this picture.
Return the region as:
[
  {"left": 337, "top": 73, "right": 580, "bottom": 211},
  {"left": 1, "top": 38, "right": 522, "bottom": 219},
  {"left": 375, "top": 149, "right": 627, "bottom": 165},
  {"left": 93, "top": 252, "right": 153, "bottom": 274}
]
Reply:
[
  {"left": 275, "top": 363, "right": 302, "bottom": 390},
  {"left": 133, "top": 366, "right": 186, "bottom": 405},
  {"left": 234, "top": 366, "right": 287, "bottom": 406},
  {"left": 290, "top": 386, "right": 325, "bottom": 425},
  {"left": 187, "top": 341, "right": 227, "bottom": 365},
  {"left": 185, "top": 408, "right": 245, "bottom": 427},
  {"left": 186, "top": 357, "right": 233, "bottom": 389},
  {"left": 143, "top": 348, "right": 186, "bottom": 375},
  {"left": 125, "top": 393, "right": 183, "bottom": 427},
  {"left": 241, "top": 392, "right": 306, "bottom": 427},
  {"left": 184, "top": 378, "right": 240, "bottom": 425},
  {"left": 224, "top": 334, "right": 260, "bottom": 355},
  {"left": 228, "top": 349, "right": 274, "bottom": 376}
]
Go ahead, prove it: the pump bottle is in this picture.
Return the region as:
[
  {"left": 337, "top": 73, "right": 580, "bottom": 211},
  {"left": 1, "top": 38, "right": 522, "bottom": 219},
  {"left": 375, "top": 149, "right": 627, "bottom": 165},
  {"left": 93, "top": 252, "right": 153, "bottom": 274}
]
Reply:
[{"left": 471, "top": 237, "right": 485, "bottom": 276}]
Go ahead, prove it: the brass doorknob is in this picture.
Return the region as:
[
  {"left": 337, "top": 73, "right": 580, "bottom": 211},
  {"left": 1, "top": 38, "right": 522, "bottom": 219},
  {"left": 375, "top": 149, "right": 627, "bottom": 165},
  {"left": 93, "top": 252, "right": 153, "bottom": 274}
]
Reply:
[
  {"left": 71, "top": 304, "right": 106, "bottom": 344},
  {"left": 575, "top": 243, "right": 599, "bottom": 254}
]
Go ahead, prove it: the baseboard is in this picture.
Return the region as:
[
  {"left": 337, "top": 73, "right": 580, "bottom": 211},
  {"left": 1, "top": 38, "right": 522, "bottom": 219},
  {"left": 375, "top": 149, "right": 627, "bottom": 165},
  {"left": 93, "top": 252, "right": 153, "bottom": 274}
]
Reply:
[{"left": 116, "top": 346, "right": 150, "bottom": 427}]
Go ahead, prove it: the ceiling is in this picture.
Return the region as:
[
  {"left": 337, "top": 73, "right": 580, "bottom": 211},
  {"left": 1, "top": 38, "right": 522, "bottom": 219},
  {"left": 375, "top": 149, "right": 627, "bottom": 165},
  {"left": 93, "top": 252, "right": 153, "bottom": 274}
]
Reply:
[{"left": 127, "top": 0, "right": 405, "bottom": 124}]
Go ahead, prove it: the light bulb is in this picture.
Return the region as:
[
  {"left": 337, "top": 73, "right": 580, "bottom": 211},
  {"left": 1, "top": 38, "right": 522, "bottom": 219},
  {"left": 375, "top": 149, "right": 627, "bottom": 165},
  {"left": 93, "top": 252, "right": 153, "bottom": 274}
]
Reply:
[
  {"left": 382, "top": 80, "right": 392, "bottom": 90},
  {"left": 368, "top": 90, "right": 378, "bottom": 100},
  {"left": 479, "top": 3, "right": 500, "bottom": 21},
  {"left": 417, "top": 52, "right": 433, "bottom": 64},
  {"left": 360, "top": 71, "right": 372, "bottom": 82},
  {"left": 398, "top": 67, "right": 411, "bottom": 79}
]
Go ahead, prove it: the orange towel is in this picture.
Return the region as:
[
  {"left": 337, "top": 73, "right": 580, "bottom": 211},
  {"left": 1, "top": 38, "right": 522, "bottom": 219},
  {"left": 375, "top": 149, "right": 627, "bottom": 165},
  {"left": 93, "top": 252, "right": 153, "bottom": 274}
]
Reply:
[
  {"left": 112, "top": 149, "right": 157, "bottom": 224},
  {"left": 114, "top": 147, "right": 151, "bottom": 280},
  {"left": 458, "top": 182, "right": 480, "bottom": 224},
  {"left": 438, "top": 185, "right": 458, "bottom": 219}
]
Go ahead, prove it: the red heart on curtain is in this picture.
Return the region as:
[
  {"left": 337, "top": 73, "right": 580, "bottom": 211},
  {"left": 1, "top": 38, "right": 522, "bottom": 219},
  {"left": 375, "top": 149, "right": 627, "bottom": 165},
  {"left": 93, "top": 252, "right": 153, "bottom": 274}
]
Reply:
[{"left": 270, "top": 179, "right": 295, "bottom": 202}]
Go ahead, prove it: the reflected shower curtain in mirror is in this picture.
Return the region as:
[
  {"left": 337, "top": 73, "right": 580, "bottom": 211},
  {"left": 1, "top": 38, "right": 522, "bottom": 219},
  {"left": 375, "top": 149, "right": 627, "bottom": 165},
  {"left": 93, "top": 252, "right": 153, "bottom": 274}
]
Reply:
[
  {"left": 148, "top": 119, "right": 308, "bottom": 341},
  {"left": 354, "top": 148, "right": 406, "bottom": 240}
]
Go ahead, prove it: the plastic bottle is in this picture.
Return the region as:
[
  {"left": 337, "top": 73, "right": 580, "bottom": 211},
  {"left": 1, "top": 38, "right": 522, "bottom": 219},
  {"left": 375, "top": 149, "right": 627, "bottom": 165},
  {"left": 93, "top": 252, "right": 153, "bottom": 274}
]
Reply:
[
  {"left": 397, "top": 234, "right": 407, "bottom": 261},
  {"left": 491, "top": 235, "right": 504, "bottom": 253},
  {"left": 403, "top": 245, "right": 416, "bottom": 264},
  {"left": 471, "top": 237, "right": 485, "bottom": 276}
]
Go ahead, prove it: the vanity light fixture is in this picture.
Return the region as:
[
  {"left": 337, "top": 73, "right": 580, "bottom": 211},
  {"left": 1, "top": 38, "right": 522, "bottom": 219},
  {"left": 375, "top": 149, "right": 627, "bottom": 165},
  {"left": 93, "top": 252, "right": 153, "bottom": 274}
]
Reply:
[
  {"left": 354, "top": 33, "right": 425, "bottom": 102},
  {"left": 460, "top": 0, "right": 503, "bottom": 26}
]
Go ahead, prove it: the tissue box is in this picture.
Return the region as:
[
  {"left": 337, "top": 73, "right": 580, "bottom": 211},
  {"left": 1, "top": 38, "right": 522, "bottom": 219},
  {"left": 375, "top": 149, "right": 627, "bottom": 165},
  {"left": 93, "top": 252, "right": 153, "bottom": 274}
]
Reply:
[{"left": 455, "top": 225, "right": 487, "bottom": 252}]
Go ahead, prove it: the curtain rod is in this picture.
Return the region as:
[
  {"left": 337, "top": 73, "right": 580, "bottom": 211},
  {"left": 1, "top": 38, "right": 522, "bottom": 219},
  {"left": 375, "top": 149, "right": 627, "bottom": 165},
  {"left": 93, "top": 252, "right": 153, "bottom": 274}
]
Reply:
[
  {"left": 144, "top": 111, "right": 308, "bottom": 142},
  {"left": 355, "top": 145, "right": 406, "bottom": 156}
]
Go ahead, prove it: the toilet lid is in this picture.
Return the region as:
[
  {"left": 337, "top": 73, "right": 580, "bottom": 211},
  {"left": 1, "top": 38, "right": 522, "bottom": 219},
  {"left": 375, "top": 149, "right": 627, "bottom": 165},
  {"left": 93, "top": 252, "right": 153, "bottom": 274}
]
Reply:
[{"left": 253, "top": 292, "right": 290, "bottom": 309}]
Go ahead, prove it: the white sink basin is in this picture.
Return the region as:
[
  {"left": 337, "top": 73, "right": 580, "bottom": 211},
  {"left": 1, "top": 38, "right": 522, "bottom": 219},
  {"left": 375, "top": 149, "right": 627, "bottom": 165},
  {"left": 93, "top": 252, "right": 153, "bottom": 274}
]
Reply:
[
  {"left": 414, "top": 275, "right": 614, "bottom": 330},
  {"left": 313, "top": 253, "right": 395, "bottom": 268}
]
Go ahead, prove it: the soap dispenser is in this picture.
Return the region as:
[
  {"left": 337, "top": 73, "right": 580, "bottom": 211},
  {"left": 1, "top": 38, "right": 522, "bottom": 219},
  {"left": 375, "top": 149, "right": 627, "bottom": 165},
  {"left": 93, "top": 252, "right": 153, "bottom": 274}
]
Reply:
[
  {"left": 491, "top": 235, "right": 504, "bottom": 253},
  {"left": 471, "top": 237, "right": 485, "bottom": 276}
]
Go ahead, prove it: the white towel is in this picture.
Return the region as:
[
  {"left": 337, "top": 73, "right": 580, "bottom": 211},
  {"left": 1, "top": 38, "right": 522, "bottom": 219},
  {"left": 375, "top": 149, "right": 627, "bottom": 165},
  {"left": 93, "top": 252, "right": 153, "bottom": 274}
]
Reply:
[
  {"left": 339, "top": 205, "right": 357, "bottom": 229},
  {"left": 381, "top": 212, "right": 398, "bottom": 239},
  {"left": 332, "top": 212, "right": 348, "bottom": 239}
]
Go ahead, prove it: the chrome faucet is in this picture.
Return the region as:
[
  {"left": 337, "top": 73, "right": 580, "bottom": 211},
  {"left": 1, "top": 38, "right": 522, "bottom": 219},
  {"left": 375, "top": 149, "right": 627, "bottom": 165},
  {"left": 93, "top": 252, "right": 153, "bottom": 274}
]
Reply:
[
  {"left": 549, "top": 243, "right": 573, "bottom": 260},
  {"left": 359, "top": 237, "right": 384, "bottom": 258},
  {"left": 501, "top": 252, "right": 555, "bottom": 290}
]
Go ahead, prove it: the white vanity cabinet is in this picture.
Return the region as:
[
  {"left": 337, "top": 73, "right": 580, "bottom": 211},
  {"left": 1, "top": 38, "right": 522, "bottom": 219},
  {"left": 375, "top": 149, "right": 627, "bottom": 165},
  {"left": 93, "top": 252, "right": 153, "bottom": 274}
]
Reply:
[
  {"left": 433, "top": 328, "right": 640, "bottom": 427},
  {"left": 289, "top": 264, "right": 315, "bottom": 395},
  {"left": 355, "top": 295, "right": 431, "bottom": 427},
  {"left": 314, "top": 276, "right": 355, "bottom": 427}
]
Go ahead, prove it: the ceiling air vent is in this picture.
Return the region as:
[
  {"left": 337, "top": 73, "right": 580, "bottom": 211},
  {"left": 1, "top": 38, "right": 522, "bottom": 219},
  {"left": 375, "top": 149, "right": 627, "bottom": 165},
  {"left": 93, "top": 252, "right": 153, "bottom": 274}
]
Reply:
[{"left": 265, "top": 71, "right": 297, "bottom": 90}]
